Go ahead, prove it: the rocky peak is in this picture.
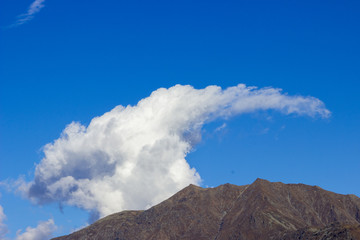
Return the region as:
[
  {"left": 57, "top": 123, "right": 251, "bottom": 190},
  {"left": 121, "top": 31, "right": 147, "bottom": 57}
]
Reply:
[{"left": 53, "top": 179, "right": 360, "bottom": 240}]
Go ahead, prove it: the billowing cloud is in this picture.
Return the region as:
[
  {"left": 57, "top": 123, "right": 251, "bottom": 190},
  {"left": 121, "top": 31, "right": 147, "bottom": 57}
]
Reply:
[
  {"left": 20, "top": 84, "right": 330, "bottom": 219},
  {"left": 0, "top": 205, "right": 8, "bottom": 239},
  {"left": 16, "top": 219, "right": 56, "bottom": 240},
  {"left": 11, "top": 0, "right": 46, "bottom": 27}
]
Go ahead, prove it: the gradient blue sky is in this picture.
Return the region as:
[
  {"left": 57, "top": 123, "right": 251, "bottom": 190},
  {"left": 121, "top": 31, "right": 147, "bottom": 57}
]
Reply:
[{"left": 1, "top": 0, "right": 360, "bottom": 239}]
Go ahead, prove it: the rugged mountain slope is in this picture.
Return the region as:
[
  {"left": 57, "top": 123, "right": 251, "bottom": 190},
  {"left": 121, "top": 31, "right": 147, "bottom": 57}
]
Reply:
[{"left": 53, "top": 179, "right": 360, "bottom": 240}]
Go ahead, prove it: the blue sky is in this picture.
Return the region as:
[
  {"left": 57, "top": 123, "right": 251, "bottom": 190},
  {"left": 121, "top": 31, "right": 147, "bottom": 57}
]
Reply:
[{"left": 1, "top": 0, "right": 359, "bottom": 239}]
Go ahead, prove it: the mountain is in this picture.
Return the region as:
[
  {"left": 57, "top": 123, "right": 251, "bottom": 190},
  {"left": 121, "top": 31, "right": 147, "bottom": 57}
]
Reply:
[{"left": 53, "top": 179, "right": 360, "bottom": 240}]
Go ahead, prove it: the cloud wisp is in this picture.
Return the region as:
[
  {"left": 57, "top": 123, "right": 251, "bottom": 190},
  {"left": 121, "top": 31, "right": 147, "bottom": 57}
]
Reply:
[
  {"left": 0, "top": 205, "right": 8, "bottom": 239},
  {"left": 16, "top": 219, "right": 57, "bottom": 240},
  {"left": 11, "top": 0, "right": 46, "bottom": 27},
  {"left": 19, "top": 84, "right": 330, "bottom": 219}
]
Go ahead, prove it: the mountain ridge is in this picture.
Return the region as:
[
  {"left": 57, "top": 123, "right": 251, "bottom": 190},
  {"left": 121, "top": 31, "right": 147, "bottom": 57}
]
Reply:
[{"left": 53, "top": 179, "right": 360, "bottom": 240}]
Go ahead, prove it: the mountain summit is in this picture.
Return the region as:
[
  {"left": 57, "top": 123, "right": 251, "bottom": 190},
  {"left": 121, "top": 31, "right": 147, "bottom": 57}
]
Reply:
[{"left": 53, "top": 179, "right": 360, "bottom": 240}]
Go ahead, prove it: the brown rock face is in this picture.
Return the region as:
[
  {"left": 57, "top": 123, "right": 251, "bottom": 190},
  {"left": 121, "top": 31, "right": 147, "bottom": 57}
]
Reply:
[{"left": 53, "top": 179, "right": 360, "bottom": 240}]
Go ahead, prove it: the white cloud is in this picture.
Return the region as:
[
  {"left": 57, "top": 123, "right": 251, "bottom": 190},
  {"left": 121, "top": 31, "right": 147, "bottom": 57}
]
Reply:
[
  {"left": 20, "top": 84, "right": 330, "bottom": 219},
  {"left": 16, "top": 219, "right": 56, "bottom": 240},
  {"left": 0, "top": 205, "right": 8, "bottom": 239},
  {"left": 214, "top": 123, "right": 227, "bottom": 132},
  {"left": 11, "top": 0, "right": 46, "bottom": 27}
]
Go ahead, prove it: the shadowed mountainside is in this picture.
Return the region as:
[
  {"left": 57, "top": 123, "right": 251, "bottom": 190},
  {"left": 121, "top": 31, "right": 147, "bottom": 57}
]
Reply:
[{"left": 53, "top": 179, "right": 360, "bottom": 240}]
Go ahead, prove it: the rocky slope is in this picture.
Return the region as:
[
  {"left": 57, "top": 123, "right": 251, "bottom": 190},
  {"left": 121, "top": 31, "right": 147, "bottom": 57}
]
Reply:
[{"left": 53, "top": 179, "right": 360, "bottom": 240}]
